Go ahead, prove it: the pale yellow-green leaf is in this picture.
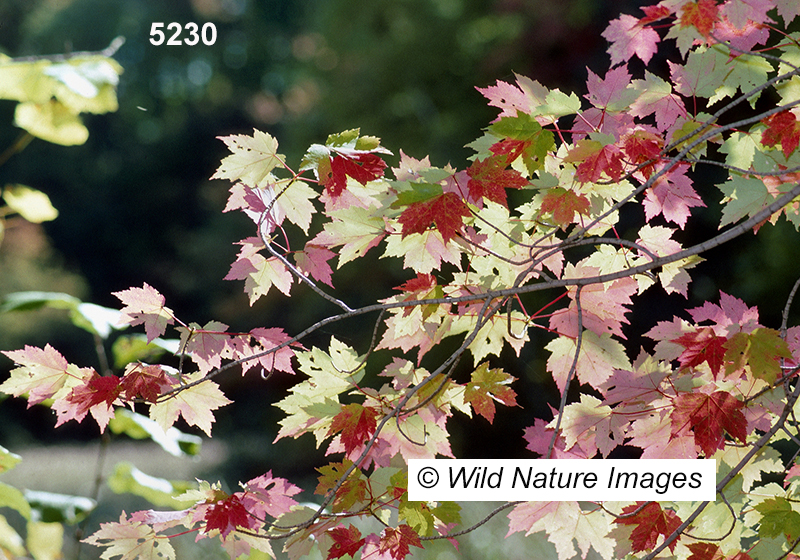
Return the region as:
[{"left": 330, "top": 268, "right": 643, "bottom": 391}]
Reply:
[
  {"left": 0, "top": 55, "right": 120, "bottom": 111},
  {"left": 106, "top": 462, "right": 196, "bottom": 509},
  {"left": 0, "top": 515, "right": 25, "bottom": 557},
  {"left": 0, "top": 482, "right": 30, "bottom": 520},
  {"left": 2, "top": 184, "right": 58, "bottom": 223},
  {"left": 0, "top": 445, "right": 22, "bottom": 473},
  {"left": 720, "top": 445, "right": 783, "bottom": 492},
  {"left": 15, "top": 101, "right": 89, "bottom": 145},
  {"left": 212, "top": 130, "right": 286, "bottom": 186},
  {"left": 148, "top": 373, "right": 231, "bottom": 437},
  {"left": 26, "top": 521, "right": 63, "bottom": 560}
]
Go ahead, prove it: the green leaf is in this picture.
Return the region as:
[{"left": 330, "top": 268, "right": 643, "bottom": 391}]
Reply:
[
  {"left": 2, "top": 185, "right": 58, "bottom": 223},
  {"left": 0, "top": 482, "right": 31, "bottom": 520},
  {"left": 0, "top": 515, "right": 25, "bottom": 557},
  {"left": 23, "top": 490, "right": 95, "bottom": 525},
  {"left": 106, "top": 462, "right": 196, "bottom": 509},
  {"left": 718, "top": 175, "right": 771, "bottom": 227},
  {"left": 108, "top": 408, "right": 202, "bottom": 457},
  {"left": 0, "top": 446, "right": 22, "bottom": 473},
  {"left": 110, "top": 334, "right": 177, "bottom": 369},
  {"left": 391, "top": 182, "right": 443, "bottom": 208},
  {"left": 0, "top": 291, "right": 123, "bottom": 339},
  {"left": 755, "top": 497, "right": 800, "bottom": 541}
]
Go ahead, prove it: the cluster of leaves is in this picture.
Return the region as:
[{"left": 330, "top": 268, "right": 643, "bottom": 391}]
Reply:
[
  {"left": 5, "top": 1, "right": 800, "bottom": 559},
  {"left": 0, "top": 37, "right": 123, "bottom": 245}
]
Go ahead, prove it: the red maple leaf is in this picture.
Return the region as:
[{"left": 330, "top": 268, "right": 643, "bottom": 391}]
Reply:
[
  {"left": 489, "top": 138, "right": 531, "bottom": 165},
  {"left": 673, "top": 327, "right": 727, "bottom": 378},
  {"left": 463, "top": 363, "right": 518, "bottom": 423},
  {"left": 670, "top": 390, "right": 747, "bottom": 456},
  {"left": 397, "top": 191, "right": 471, "bottom": 242},
  {"left": 564, "top": 140, "right": 625, "bottom": 183},
  {"left": 615, "top": 502, "right": 683, "bottom": 553},
  {"left": 762, "top": 111, "right": 800, "bottom": 158},
  {"left": 640, "top": 5, "right": 672, "bottom": 25},
  {"left": 377, "top": 525, "right": 423, "bottom": 560},
  {"left": 203, "top": 494, "right": 253, "bottom": 538},
  {"left": 624, "top": 130, "right": 663, "bottom": 178},
  {"left": 687, "top": 543, "right": 727, "bottom": 560},
  {"left": 327, "top": 525, "right": 366, "bottom": 560},
  {"left": 466, "top": 156, "right": 528, "bottom": 207},
  {"left": 680, "top": 0, "right": 720, "bottom": 36},
  {"left": 320, "top": 153, "right": 387, "bottom": 198},
  {"left": 55, "top": 372, "right": 122, "bottom": 431},
  {"left": 395, "top": 273, "right": 437, "bottom": 294},
  {"left": 328, "top": 403, "right": 379, "bottom": 455},
  {"left": 120, "top": 363, "right": 171, "bottom": 403},
  {"left": 540, "top": 188, "right": 591, "bottom": 226}
]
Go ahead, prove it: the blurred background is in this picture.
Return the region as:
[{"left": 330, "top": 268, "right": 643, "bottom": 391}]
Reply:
[{"left": 1, "top": 0, "right": 799, "bottom": 558}]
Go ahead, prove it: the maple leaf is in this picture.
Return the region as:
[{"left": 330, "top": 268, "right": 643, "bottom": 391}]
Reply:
[
  {"left": 0, "top": 344, "right": 86, "bottom": 405},
  {"left": 295, "top": 244, "right": 336, "bottom": 288},
  {"left": 564, "top": 139, "right": 624, "bottom": 183},
  {"left": 225, "top": 238, "right": 293, "bottom": 304},
  {"left": 680, "top": 0, "right": 720, "bottom": 37},
  {"left": 148, "top": 372, "right": 231, "bottom": 437},
  {"left": 762, "top": 110, "right": 800, "bottom": 158},
  {"left": 463, "top": 362, "right": 518, "bottom": 423},
  {"left": 755, "top": 497, "right": 800, "bottom": 541},
  {"left": 673, "top": 327, "right": 727, "bottom": 377},
  {"left": 584, "top": 66, "right": 638, "bottom": 111},
  {"left": 466, "top": 156, "right": 528, "bottom": 207},
  {"left": 203, "top": 494, "right": 254, "bottom": 539},
  {"left": 54, "top": 372, "right": 122, "bottom": 431},
  {"left": 179, "top": 321, "right": 229, "bottom": 375},
  {"left": 723, "top": 328, "right": 792, "bottom": 383},
  {"left": 327, "top": 525, "right": 366, "bottom": 560},
  {"left": 540, "top": 188, "right": 591, "bottom": 226},
  {"left": 630, "top": 71, "right": 687, "bottom": 132},
  {"left": 687, "top": 543, "right": 726, "bottom": 560},
  {"left": 315, "top": 460, "right": 369, "bottom": 513},
  {"left": 670, "top": 390, "right": 747, "bottom": 456},
  {"left": 113, "top": 284, "right": 175, "bottom": 343},
  {"left": 643, "top": 162, "right": 704, "bottom": 228},
  {"left": 212, "top": 130, "right": 286, "bottom": 186},
  {"left": 602, "top": 13, "right": 660, "bottom": 66},
  {"left": 119, "top": 363, "right": 171, "bottom": 403},
  {"left": 320, "top": 152, "right": 387, "bottom": 198},
  {"left": 506, "top": 501, "right": 614, "bottom": 559},
  {"left": 83, "top": 511, "right": 176, "bottom": 560},
  {"left": 623, "top": 129, "right": 663, "bottom": 178},
  {"left": 397, "top": 191, "right": 471, "bottom": 243},
  {"left": 489, "top": 137, "right": 529, "bottom": 164},
  {"left": 367, "top": 525, "right": 422, "bottom": 560},
  {"left": 240, "top": 327, "right": 297, "bottom": 376},
  {"left": 241, "top": 471, "right": 301, "bottom": 519},
  {"left": 615, "top": 502, "right": 682, "bottom": 553},
  {"left": 328, "top": 403, "right": 379, "bottom": 456}
]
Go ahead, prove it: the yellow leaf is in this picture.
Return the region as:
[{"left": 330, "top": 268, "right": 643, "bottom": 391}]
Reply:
[
  {"left": 2, "top": 184, "right": 58, "bottom": 223},
  {"left": 15, "top": 101, "right": 89, "bottom": 146},
  {"left": 26, "top": 521, "right": 63, "bottom": 560}
]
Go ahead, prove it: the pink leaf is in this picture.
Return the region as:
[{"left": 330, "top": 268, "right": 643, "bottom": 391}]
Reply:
[
  {"left": 602, "top": 14, "right": 660, "bottom": 66},
  {"left": 113, "top": 284, "right": 175, "bottom": 343},
  {"left": 643, "top": 163, "right": 705, "bottom": 228}
]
